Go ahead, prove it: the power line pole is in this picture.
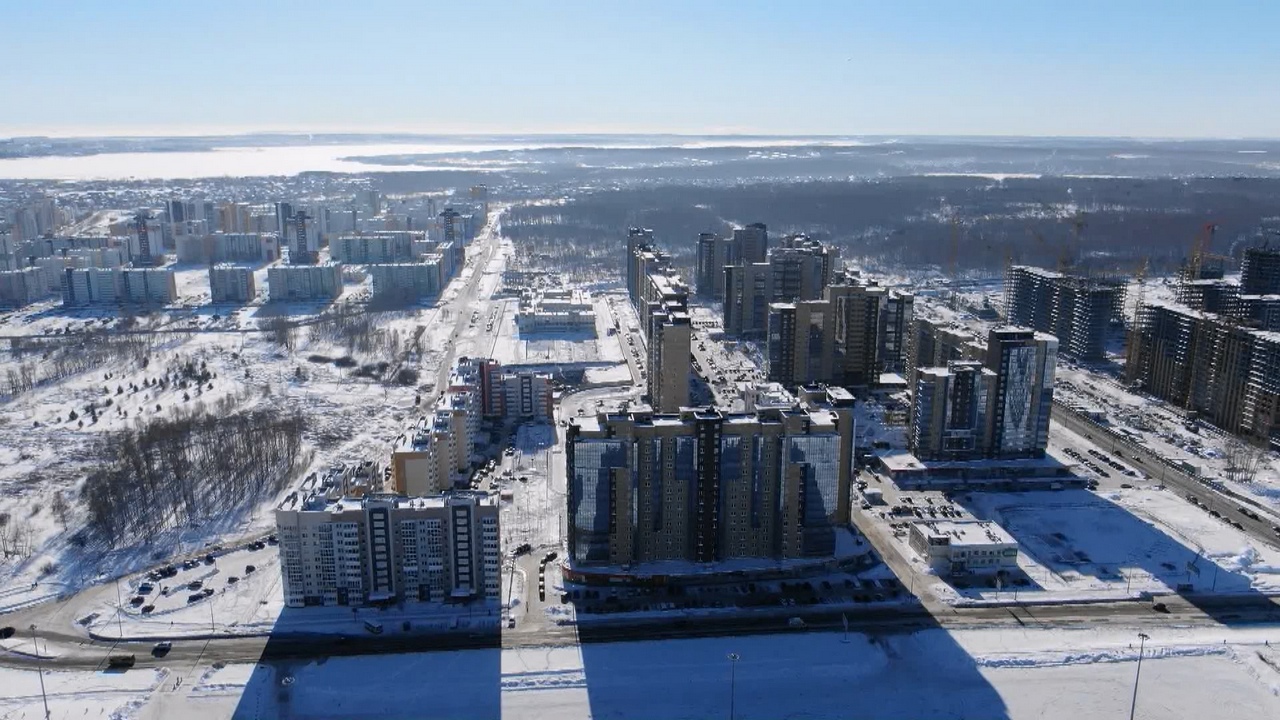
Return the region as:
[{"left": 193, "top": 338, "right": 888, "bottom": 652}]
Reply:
[
  {"left": 30, "top": 625, "right": 49, "bottom": 720},
  {"left": 1129, "top": 632, "right": 1150, "bottom": 720}
]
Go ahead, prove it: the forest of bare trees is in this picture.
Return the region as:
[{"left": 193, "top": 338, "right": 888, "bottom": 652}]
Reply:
[
  {"left": 3, "top": 331, "right": 153, "bottom": 400},
  {"left": 81, "top": 407, "right": 307, "bottom": 545}
]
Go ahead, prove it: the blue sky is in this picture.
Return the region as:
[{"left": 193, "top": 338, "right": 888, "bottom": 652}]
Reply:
[{"left": 4, "top": 0, "right": 1276, "bottom": 138}]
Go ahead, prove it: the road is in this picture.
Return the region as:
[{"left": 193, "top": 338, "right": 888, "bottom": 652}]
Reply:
[
  {"left": 431, "top": 208, "right": 506, "bottom": 393},
  {"left": 1053, "top": 402, "right": 1280, "bottom": 550},
  {"left": 4, "top": 589, "right": 1277, "bottom": 672}
]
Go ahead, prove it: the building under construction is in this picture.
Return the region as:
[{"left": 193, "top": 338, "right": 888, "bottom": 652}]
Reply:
[
  {"left": 1126, "top": 299, "right": 1280, "bottom": 447},
  {"left": 1003, "top": 265, "right": 1126, "bottom": 360}
]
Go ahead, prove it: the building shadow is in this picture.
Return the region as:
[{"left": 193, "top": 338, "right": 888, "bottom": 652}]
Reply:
[
  {"left": 570, "top": 583, "right": 1011, "bottom": 720},
  {"left": 953, "top": 488, "right": 1280, "bottom": 624},
  {"left": 229, "top": 602, "right": 501, "bottom": 720}
]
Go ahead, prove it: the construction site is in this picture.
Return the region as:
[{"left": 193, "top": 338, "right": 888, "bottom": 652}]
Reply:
[
  {"left": 1125, "top": 226, "right": 1280, "bottom": 448},
  {"left": 1003, "top": 264, "right": 1127, "bottom": 360}
]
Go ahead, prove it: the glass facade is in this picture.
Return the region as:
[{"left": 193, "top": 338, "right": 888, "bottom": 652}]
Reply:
[
  {"left": 789, "top": 434, "right": 840, "bottom": 556},
  {"left": 570, "top": 439, "right": 627, "bottom": 563}
]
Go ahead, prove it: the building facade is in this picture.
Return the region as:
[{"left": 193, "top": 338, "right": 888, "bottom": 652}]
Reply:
[
  {"left": 567, "top": 388, "right": 854, "bottom": 568},
  {"left": 267, "top": 262, "right": 343, "bottom": 302},
  {"left": 209, "top": 264, "right": 257, "bottom": 303},
  {"left": 276, "top": 491, "right": 499, "bottom": 607}
]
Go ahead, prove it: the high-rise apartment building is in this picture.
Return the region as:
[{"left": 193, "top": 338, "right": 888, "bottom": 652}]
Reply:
[
  {"left": 1004, "top": 265, "right": 1125, "bottom": 360},
  {"left": 722, "top": 234, "right": 838, "bottom": 337},
  {"left": 734, "top": 222, "right": 769, "bottom": 265},
  {"left": 267, "top": 262, "right": 343, "bottom": 302},
  {"left": 1241, "top": 246, "right": 1280, "bottom": 296},
  {"left": 695, "top": 232, "right": 738, "bottom": 299},
  {"left": 276, "top": 491, "right": 499, "bottom": 607},
  {"left": 208, "top": 264, "right": 256, "bottom": 303},
  {"left": 907, "top": 327, "right": 1056, "bottom": 461},
  {"left": 879, "top": 290, "right": 915, "bottom": 373},
  {"left": 567, "top": 387, "right": 854, "bottom": 567},
  {"left": 909, "top": 361, "right": 996, "bottom": 461},
  {"left": 984, "top": 328, "right": 1058, "bottom": 459},
  {"left": 765, "top": 277, "right": 886, "bottom": 388},
  {"left": 62, "top": 267, "right": 177, "bottom": 306}
]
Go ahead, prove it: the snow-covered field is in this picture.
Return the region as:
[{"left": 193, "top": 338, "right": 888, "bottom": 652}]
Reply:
[
  {"left": 939, "top": 487, "right": 1280, "bottom": 602},
  {"left": 0, "top": 663, "right": 166, "bottom": 720},
  {"left": 0, "top": 246, "right": 475, "bottom": 613},
  {"left": 4, "top": 625, "right": 1269, "bottom": 719}
]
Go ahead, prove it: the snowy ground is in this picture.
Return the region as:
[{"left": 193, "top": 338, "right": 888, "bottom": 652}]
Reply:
[
  {"left": 1056, "top": 364, "right": 1280, "bottom": 512},
  {"left": 0, "top": 663, "right": 165, "bottom": 720},
  {"left": 0, "top": 225, "right": 493, "bottom": 613},
  {"left": 936, "top": 487, "right": 1280, "bottom": 603},
  {"left": 499, "top": 422, "right": 563, "bottom": 552},
  {"left": 10, "top": 624, "right": 1266, "bottom": 719}
]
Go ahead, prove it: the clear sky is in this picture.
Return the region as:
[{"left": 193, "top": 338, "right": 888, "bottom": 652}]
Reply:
[{"left": 4, "top": 0, "right": 1277, "bottom": 138}]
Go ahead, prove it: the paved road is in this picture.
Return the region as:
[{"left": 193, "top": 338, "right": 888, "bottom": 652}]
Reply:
[
  {"left": 5, "top": 591, "right": 1277, "bottom": 672},
  {"left": 431, "top": 209, "right": 505, "bottom": 393},
  {"left": 1053, "top": 403, "right": 1280, "bottom": 550}
]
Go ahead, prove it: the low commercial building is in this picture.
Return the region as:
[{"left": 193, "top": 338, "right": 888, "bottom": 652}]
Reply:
[
  {"left": 276, "top": 490, "right": 500, "bottom": 607},
  {"left": 267, "top": 261, "right": 343, "bottom": 302},
  {"left": 209, "top": 264, "right": 257, "bottom": 303},
  {"left": 515, "top": 289, "right": 597, "bottom": 333},
  {"left": 907, "top": 520, "right": 1018, "bottom": 576}
]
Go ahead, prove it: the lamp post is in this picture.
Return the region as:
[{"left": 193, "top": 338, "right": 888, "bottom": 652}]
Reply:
[
  {"left": 1129, "top": 632, "right": 1150, "bottom": 720},
  {"left": 727, "top": 652, "right": 740, "bottom": 720},
  {"left": 30, "top": 625, "right": 49, "bottom": 720}
]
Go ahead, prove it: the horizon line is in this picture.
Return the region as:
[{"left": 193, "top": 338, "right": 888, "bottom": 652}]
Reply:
[{"left": 3, "top": 129, "right": 1279, "bottom": 143}]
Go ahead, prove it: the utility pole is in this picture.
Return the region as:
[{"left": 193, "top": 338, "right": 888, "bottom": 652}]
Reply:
[
  {"left": 30, "top": 625, "right": 49, "bottom": 720},
  {"left": 114, "top": 577, "right": 125, "bottom": 640},
  {"left": 1129, "top": 632, "right": 1150, "bottom": 720},
  {"left": 727, "top": 652, "right": 740, "bottom": 720}
]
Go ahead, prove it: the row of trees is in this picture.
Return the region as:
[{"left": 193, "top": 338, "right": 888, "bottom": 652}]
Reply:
[
  {"left": 3, "top": 332, "right": 152, "bottom": 400},
  {"left": 81, "top": 407, "right": 307, "bottom": 545}
]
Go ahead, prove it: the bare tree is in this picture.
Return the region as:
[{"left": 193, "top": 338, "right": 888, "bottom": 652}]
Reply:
[{"left": 1223, "top": 438, "right": 1265, "bottom": 484}]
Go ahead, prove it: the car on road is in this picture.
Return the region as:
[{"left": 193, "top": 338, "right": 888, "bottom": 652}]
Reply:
[
  {"left": 152, "top": 641, "right": 172, "bottom": 656},
  {"left": 1152, "top": 602, "right": 1169, "bottom": 613},
  {"left": 108, "top": 655, "right": 136, "bottom": 669},
  {"left": 0, "top": 626, "right": 14, "bottom": 640},
  {"left": 787, "top": 617, "right": 806, "bottom": 628}
]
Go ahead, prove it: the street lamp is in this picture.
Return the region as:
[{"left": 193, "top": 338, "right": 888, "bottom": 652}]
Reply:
[
  {"left": 30, "top": 624, "right": 49, "bottom": 720},
  {"left": 1129, "top": 632, "right": 1150, "bottom": 720},
  {"left": 727, "top": 652, "right": 740, "bottom": 720}
]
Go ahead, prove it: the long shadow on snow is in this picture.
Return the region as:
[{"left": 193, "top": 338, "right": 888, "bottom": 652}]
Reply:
[
  {"left": 955, "top": 488, "right": 1280, "bottom": 625},
  {"left": 229, "top": 602, "right": 501, "bottom": 720},
  {"left": 573, "top": 589, "right": 1011, "bottom": 719}
]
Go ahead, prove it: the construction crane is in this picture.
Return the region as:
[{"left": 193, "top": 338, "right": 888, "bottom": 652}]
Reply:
[
  {"left": 1125, "top": 257, "right": 1151, "bottom": 385},
  {"left": 1064, "top": 211, "right": 1086, "bottom": 273},
  {"left": 1183, "top": 222, "right": 1219, "bottom": 282}
]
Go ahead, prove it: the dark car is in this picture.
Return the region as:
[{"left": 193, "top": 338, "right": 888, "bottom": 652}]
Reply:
[
  {"left": 152, "top": 641, "right": 172, "bottom": 657},
  {"left": 107, "top": 654, "right": 136, "bottom": 668},
  {"left": 187, "top": 580, "right": 203, "bottom": 590},
  {"left": 245, "top": 565, "right": 257, "bottom": 574},
  {"left": 140, "top": 605, "right": 155, "bottom": 614},
  {"left": 0, "top": 626, "right": 14, "bottom": 640},
  {"left": 1152, "top": 602, "right": 1169, "bottom": 613}
]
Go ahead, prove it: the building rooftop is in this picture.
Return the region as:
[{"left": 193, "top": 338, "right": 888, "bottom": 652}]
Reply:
[{"left": 913, "top": 520, "right": 1016, "bottom": 547}]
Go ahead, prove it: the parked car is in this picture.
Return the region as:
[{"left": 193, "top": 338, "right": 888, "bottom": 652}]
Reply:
[{"left": 108, "top": 655, "right": 136, "bottom": 668}]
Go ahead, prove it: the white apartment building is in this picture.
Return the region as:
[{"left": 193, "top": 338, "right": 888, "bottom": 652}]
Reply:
[
  {"left": 177, "top": 232, "right": 279, "bottom": 264},
  {"left": 391, "top": 416, "right": 456, "bottom": 497},
  {"left": 209, "top": 264, "right": 257, "bottom": 303},
  {"left": 330, "top": 232, "right": 421, "bottom": 264},
  {"left": 61, "top": 267, "right": 177, "bottom": 306},
  {"left": 0, "top": 268, "right": 51, "bottom": 306},
  {"left": 276, "top": 491, "right": 500, "bottom": 607},
  {"left": 369, "top": 262, "right": 440, "bottom": 301},
  {"left": 267, "top": 262, "right": 343, "bottom": 302},
  {"left": 907, "top": 520, "right": 1019, "bottom": 576}
]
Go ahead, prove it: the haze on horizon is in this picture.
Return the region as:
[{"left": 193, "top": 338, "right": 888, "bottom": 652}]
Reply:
[{"left": 4, "top": 0, "right": 1278, "bottom": 140}]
